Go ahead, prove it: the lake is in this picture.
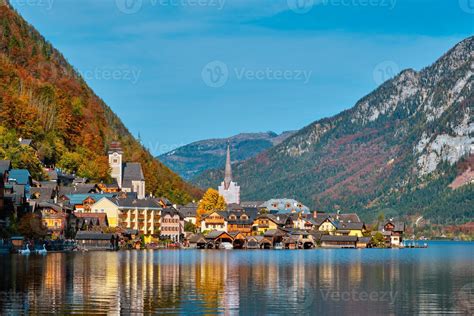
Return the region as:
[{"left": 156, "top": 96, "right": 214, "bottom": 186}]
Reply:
[{"left": 0, "top": 241, "right": 472, "bottom": 315}]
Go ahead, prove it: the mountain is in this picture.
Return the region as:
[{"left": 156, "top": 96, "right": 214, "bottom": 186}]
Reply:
[
  {"left": 159, "top": 131, "right": 295, "bottom": 180},
  {"left": 0, "top": 3, "right": 201, "bottom": 204},
  {"left": 194, "top": 37, "right": 473, "bottom": 222}
]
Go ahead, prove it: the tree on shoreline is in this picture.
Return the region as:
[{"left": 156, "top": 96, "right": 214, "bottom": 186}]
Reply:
[
  {"left": 196, "top": 188, "right": 226, "bottom": 226},
  {"left": 18, "top": 213, "right": 48, "bottom": 240}
]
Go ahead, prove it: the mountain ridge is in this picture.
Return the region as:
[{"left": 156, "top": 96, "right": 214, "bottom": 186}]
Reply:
[
  {"left": 159, "top": 131, "right": 295, "bottom": 180},
  {"left": 194, "top": 37, "right": 473, "bottom": 221}
]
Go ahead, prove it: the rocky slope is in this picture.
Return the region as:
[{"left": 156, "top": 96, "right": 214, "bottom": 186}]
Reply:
[
  {"left": 195, "top": 37, "right": 473, "bottom": 221},
  {"left": 0, "top": 3, "right": 201, "bottom": 203},
  {"left": 159, "top": 131, "right": 295, "bottom": 180}
]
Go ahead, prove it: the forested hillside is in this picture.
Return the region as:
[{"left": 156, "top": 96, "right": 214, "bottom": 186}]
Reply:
[
  {"left": 195, "top": 37, "right": 473, "bottom": 222},
  {"left": 0, "top": 3, "right": 201, "bottom": 204},
  {"left": 159, "top": 131, "right": 295, "bottom": 180}
]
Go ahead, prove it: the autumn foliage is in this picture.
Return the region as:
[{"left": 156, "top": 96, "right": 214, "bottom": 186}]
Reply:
[
  {"left": 0, "top": 5, "right": 201, "bottom": 204},
  {"left": 196, "top": 188, "right": 227, "bottom": 226}
]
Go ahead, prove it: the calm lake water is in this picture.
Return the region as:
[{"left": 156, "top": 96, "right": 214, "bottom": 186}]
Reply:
[{"left": 0, "top": 241, "right": 472, "bottom": 315}]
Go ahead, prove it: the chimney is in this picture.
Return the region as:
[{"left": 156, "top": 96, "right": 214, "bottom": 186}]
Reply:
[{"left": 313, "top": 211, "right": 317, "bottom": 219}]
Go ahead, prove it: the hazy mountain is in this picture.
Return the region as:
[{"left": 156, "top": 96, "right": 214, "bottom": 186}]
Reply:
[
  {"left": 159, "top": 131, "right": 295, "bottom": 180},
  {"left": 194, "top": 37, "right": 473, "bottom": 221}
]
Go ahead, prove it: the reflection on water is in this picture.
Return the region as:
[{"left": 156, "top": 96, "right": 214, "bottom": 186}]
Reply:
[{"left": 0, "top": 242, "right": 472, "bottom": 315}]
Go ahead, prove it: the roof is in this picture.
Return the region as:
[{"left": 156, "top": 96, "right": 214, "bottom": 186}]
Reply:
[
  {"left": 0, "top": 160, "right": 11, "bottom": 174},
  {"left": 59, "top": 184, "right": 98, "bottom": 195},
  {"left": 321, "top": 235, "right": 358, "bottom": 242},
  {"left": 188, "top": 234, "right": 206, "bottom": 243},
  {"left": 161, "top": 207, "right": 184, "bottom": 219},
  {"left": 73, "top": 177, "right": 88, "bottom": 184},
  {"left": 115, "top": 197, "right": 161, "bottom": 209},
  {"left": 30, "top": 187, "right": 55, "bottom": 202},
  {"left": 261, "top": 199, "right": 310, "bottom": 214},
  {"left": 313, "top": 213, "right": 362, "bottom": 226},
  {"left": 66, "top": 193, "right": 116, "bottom": 205},
  {"left": 205, "top": 230, "right": 229, "bottom": 239},
  {"left": 258, "top": 214, "right": 292, "bottom": 226},
  {"left": 39, "top": 181, "right": 58, "bottom": 189},
  {"left": 8, "top": 169, "right": 31, "bottom": 185},
  {"left": 308, "top": 231, "right": 323, "bottom": 241},
  {"left": 283, "top": 235, "right": 300, "bottom": 243},
  {"left": 108, "top": 141, "right": 123, "bottom": 154},
  {"left": 337, "top": 222, "right": 365, "bottom": 230},
  {"left": 227, "top": 209, "right": 258, "bottom": 224},
  {"left": 46, "top": 169, "right": 58, "bottom": 181},
  {"left": 178, "top": 203, "right": 197, "bottom": 217},
  {"left": 240, "top": 201, "right": 265, "bottom": 208},
  {"left": 74, "top": 213, "right": 109, "bottom": 227},
  {"left": 75, "top": 231, "right": 114, "bottom": 240},
  {"left": 264, "top": 229, "right": 287, "bottom": 237},
  {"left": 358, "top": 237, "right": 372, "bottom": 243},
  {"left": 379, "top": 221, "right": 405, "bottom": 232},
  {"left": 37, "top": 202, "right": 63, "bottom": 212},
  {"left": 122, "top": 162, "right": 145, "bottom": 185},
  {"left": 228, "top": 231, "right": 245, "bottom": 239}
]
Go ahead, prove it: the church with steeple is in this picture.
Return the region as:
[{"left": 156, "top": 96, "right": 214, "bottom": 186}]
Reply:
[{"left": 218, "top": 143, "right": 240, "bottom": 205}]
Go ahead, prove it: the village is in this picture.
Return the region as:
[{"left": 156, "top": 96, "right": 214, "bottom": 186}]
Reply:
[{"left": 0, "top": 140, "right": 408, "bottom": 253}]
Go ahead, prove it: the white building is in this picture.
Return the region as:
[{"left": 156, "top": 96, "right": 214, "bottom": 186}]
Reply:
[
  {"left": 218, "top": 143, "right": 240, "bottom": 205},
  {"left": 108, "top": 142, "right": 146, "bottom": 199}
]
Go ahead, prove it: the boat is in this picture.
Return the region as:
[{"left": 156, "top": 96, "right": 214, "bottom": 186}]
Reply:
[
  {"left": 274, "top": 243, "right": 284, "bottom": 250},
  {"left": 219, "top": 242, "right": 233, "bottom": 250}
]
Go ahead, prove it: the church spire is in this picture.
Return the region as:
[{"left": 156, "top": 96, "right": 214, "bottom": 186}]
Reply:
[{"left": 224, "top": 142, "right": 232, "bottom": 189}]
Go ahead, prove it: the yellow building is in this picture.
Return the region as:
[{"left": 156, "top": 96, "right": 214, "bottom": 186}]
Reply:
[
  {"left": 116, "top": 198, "right": 162, "bottom": 236},
  {"left": 200, "top": 211, "right": 228, "bottom": 233},
  {"left": 90, "top": 197, "right": 120, "bottom": 228},
  {"left": 37, "top": 202, "right": 68, "bottom": 238},
  {"left": 252, "top": 214, "right": 291, "bottom": 235},
  {"left": 318, "top": 218, "right": 338, "bottom": 235},
  {"left": 342, "top": 222, "right": 366, "bottom": 237},
  {"left": 318, "top": 217, "right": 366, "bottom": 237}
]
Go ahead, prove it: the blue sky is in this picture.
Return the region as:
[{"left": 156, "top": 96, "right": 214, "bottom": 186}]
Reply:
[{"left": 11, "top": 0, "right": 473, "bottom": 155}]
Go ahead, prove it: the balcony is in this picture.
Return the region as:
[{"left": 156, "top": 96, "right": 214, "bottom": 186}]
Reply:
[{"left": 206, "top": 220, "right": 224, "bottom": 225}]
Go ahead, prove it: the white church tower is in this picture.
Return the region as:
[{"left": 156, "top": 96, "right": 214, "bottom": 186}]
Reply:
[
  {"left": 108, "top": 141, "right": 123, "bottom": 188},
  {"left": 218, "top": 142, "right": 240, "bottom": 205}
]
